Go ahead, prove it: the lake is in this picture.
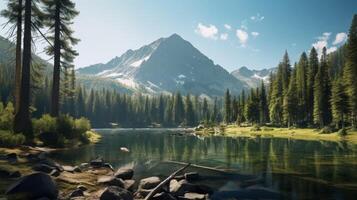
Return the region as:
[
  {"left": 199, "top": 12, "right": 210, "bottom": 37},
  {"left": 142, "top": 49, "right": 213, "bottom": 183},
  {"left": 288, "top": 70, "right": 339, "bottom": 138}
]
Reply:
[{"left": 51, "top": 129, "right": 357, "bottom": 199}]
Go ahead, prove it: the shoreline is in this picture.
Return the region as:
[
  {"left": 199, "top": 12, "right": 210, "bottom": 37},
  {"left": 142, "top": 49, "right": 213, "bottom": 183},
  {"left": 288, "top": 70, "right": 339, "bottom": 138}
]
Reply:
[{"left": 195, "top": 125, "right": 357, "bottom": 145}]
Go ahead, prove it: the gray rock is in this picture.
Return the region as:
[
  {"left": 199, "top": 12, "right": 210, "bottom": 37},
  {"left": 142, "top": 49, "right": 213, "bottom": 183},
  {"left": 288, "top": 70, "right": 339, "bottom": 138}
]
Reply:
[
  {"left": 38, "top": 159, "right": 64, "bottom": 172},
  {"left": 32, "top": 164, "right": 55, "bottom": 174},
  {"left": 6, "top": 172, "right": 58, "bottom": 199},
  {"left": 100, "top": 186, "right": 133, "bottom": 200},
  {"left": 139, "top": 176, "right": 161, "bottom": 189},
  {"left": 184, "top": 172, "right": 200, "bottom": 182},
  {"left": 170, "top": 179, "right": 212, "bottom": 196},
  {"left": 114, "top": 167, "right": 134, "bottom": 180},
  {"left": 79, "top": 163, "right": 89, "bottom": 169},
  {"left": 69, "top": 189, "right": 84, "bottom": 198},
  {"left": 103, "top": 163, "right": 114, "bottom": 171},
  {"left": 97, "top": 176, "right": 125, "bottom": 188},
  {"left": 184, "top": 192, "right": 207, "bottom": 200},
  {"left": 134, "top": 189, "right": 152, "bottom": 199}
]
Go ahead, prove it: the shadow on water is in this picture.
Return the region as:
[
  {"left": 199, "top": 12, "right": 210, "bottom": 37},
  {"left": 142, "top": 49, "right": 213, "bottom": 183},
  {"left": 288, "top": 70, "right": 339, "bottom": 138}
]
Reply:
[{"left": 50, "top": 128, "right": 357, "bottom": 199}]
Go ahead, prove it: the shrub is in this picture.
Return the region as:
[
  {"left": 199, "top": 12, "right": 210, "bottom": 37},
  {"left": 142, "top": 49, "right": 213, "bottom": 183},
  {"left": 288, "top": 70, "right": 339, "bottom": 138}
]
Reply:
[
  {"left": 0, "top": 130, "right": 25, "bottom": 147},
  {"left": 57, "top": 115, "right": 75, "bottom": 139},
  {"left": 320, "top": 126, "right": 333, "bottom": 134},
  {"left": 338, "top": 128, "right": 347, "bottom": 137},
  {"left": 0, "top": 102, "right": 14, "bottom": 131},
  {"left": 74, "top": 118, "right": 91, "bottom": 134},
  {"left": 33, "top": 114, "right": 57, "bottom": 135}
]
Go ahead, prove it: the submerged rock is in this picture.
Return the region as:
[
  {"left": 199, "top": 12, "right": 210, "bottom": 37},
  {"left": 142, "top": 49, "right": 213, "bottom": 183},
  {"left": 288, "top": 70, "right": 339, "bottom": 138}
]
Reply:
[
  {"left": 124, "top": 180, "right": 136, "bottom": 191},
  {"left": 6, "top": 172, "right": 58, "bottom": 199},
  {"left": 100, "top": 186, "right": 133, "bottom": 200},
  {"left": 114, "top": 167, "right": 134, "bottom": 180},
  {"left": 170, "top": 179, "right": 212, "bottom": 196},
  {"left": 139, "top": 176, "right": 161, "bottom": 189},
  {"left": 152, "top": 192, "right": 176, "bottom": 200}
]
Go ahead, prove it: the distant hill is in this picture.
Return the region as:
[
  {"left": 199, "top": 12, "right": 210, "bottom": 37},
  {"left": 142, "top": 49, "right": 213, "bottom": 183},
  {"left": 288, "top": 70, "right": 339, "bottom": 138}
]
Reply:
[{"left": 77, "top": 34, "right": 248, "bottom": 96}]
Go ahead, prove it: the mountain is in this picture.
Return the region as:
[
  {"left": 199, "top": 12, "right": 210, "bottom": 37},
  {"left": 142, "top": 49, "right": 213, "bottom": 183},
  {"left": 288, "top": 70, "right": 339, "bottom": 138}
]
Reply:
[
  {"left": 77, "top": 34, "right": 248, "bottom": 96},
  {"left": 231, "top": 66, "right": 276, "bottom": 88}
]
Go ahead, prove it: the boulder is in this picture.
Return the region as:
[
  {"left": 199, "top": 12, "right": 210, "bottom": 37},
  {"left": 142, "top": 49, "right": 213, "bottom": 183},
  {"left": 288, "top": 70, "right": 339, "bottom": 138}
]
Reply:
[
  {"left": 79, "top": 163, "right": 89, "bottom": 169},
  {"left": 90, "top": 157, "right": 104, "bottom": 168},
  {"left": 134, "top": 189, "right": 152, "bottom": 199},
  {"left": 100, "top": 186, "right": 133, "bottom": 200},
  {"left": 6, "top": 172, "right": 58, "bottom": 199},
  {"left": 32, "top": 164, "right": 55, "bottom": 174},
  {"left": 38, "top": 159, "right": 64, "bottom": 172},
  {"left": 139, "top": 176, "right": 161, "bottom": 189},
  {"left": 114, "top": 167, "right": 134, "bottom": 180},
  {"left": 69, "top": 189, "right": 84, "bottom": 198},
  {"left": 184, "top": 193, "right": 207, "bottom": 200},
  {"left": 184, "top": 172, "right": 200, "bottom": 182},
  {"left": 97, "top": 176, "right": 125, "bottom": 188}
]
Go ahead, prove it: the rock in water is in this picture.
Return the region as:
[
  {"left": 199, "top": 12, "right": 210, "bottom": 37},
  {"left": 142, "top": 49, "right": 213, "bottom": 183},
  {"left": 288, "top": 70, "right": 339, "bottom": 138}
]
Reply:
[
  {"left": 114, "top": 167, "right": 134, "bottom": 180},
  {"left": 100, "top": 186, "right": 133, "bottom": 200},
  {"left": 90, "top": 157, "right": 104, "bottom": 167},
  {"left": 6, "top": 172, "right": 58, "bottom": 199},
  {"left": 120, "top": 147, "right": 130, "bottom": 153},
  {"left": 184, "top": 172, "right": 200, "bottom": 181},
  {"left": 139, "top": 177, "right": 161, "bottom": 189}
]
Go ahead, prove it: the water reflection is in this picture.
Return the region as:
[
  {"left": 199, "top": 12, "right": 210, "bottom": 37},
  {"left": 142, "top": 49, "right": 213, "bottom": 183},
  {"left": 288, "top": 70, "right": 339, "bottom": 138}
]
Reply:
[{"left": 51, "top": 129, "right": 357, "bottom": 199}]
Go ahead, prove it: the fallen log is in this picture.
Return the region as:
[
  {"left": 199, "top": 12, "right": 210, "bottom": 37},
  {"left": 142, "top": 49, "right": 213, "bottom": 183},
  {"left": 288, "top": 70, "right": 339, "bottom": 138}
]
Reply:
[
  {"left": 144, "top": 163, "right": 191, "bottom": 200},
  {"left": 163, "top": 160, "right": 236, "bottom": 174}
]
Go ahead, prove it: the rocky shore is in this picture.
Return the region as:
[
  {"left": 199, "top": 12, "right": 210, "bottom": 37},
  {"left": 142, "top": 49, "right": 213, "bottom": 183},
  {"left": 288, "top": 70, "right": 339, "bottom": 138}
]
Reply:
[{"left": 0, "top": 147, "right": 216, "bottom": 200}]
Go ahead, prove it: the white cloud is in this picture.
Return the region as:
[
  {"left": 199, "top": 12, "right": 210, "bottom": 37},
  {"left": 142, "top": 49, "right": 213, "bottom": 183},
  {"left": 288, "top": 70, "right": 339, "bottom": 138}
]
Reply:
[
  {"left": 195, "top": 23, "right": 218, "bottom": 40},
  {"left": 236, "top": 29, "right": 249, "bottom": 46},
  {"left": 224, "top": 24, "right": 231, "bottom": 30},
  {"left": 220, "top": 33, "right": 228, "bottom": 40},
  {"left": 333, "top": 32, "right": 347, "bottom": 45},
  {"left": 250, "top": 13, "right": 265, "bottom": 22},
  {"left": 251, "top": 32, "right": 259, "bottom": 37},
  {"left": 312, "top": 32, "right": 337, "bottom": 57}
]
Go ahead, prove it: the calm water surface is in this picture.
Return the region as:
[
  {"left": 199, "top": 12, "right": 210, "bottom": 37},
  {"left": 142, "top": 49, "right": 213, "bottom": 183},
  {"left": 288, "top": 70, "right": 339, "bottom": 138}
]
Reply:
[{"left": 51, "top": 129, "right": 357, "bottom": 199}]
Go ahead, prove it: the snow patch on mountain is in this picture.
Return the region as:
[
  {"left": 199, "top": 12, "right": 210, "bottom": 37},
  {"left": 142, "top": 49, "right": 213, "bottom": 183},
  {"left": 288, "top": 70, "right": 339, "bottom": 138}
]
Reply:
[{"left": 130, "top": 55, "right": 151, "bottom": 67}]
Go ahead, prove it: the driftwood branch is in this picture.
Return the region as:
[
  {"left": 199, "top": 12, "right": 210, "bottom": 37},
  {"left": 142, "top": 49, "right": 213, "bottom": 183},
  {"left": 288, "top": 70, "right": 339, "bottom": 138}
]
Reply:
[
  {"left": 163, "top": 160, "right": 235, "bottom": 174},
  {"left": 144, "top": 163, "right": 191, "bottom": 200}
]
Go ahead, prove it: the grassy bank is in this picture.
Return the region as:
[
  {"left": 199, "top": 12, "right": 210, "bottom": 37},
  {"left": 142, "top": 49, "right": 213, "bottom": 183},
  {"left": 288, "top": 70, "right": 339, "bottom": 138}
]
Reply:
[{"left": 196, "top": 125, "right": 357, "bottom": 144}]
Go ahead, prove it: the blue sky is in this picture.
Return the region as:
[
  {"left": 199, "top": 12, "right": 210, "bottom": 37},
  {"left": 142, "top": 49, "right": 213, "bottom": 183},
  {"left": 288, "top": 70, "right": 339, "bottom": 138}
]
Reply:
[{"left": 0, "top": 0, "right": 356, "bottom": 71}]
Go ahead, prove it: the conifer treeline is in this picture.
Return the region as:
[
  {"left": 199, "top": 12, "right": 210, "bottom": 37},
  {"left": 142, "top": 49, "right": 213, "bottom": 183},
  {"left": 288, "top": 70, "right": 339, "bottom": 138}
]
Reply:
[{"left": 224, "top": 14, "right": 357, "bottom": 129}]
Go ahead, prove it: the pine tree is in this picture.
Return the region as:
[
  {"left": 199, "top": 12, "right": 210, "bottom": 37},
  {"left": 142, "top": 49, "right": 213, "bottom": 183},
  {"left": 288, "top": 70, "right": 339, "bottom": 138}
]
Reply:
[
  {"left": 43, "top": 0, "right": 79, "bottom": 117},
  {"left": 296, "top": 52, "right": 308, "bottom": 124},
  {"left": 307, "top": 47, "right": 319, "bottom": 124},
  {"left": 224, "top": 89, "right": 232, "bottom": 123},
  {"left": 283, "top": 67, "right": 298, "bottom": 127},
  {"left": 172, "top": 92, "right": 184, "bottom": 125},
  {"left": 259, "top": 81, "right": 269, "bottom": 124},
  {"left": 184, "top": 94, "right": 195, "bottom": 126},
  {"left": 13, "top": 0, "right": 32, "bottom": 137},
  {"left": 343, "top": 14, "right": 357, "bottom": 127},
  {"left": 313, "top": 47, "right": 332, "bottom": 127},
  {"left": 331, "top": 78, "right": 349, "bottom": 129}
]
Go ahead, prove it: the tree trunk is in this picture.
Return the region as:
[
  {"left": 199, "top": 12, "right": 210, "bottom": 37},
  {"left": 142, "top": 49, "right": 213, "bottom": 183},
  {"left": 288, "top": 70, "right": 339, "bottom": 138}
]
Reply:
[
  {"left": 14, "top": 0, "right": 32, "bottom": 138},
  {"left": 14, "top": 0, "right": 23, "bottom": 113},
  {"left": 51, "top": 2, "right": 61, "bottom": 117}
]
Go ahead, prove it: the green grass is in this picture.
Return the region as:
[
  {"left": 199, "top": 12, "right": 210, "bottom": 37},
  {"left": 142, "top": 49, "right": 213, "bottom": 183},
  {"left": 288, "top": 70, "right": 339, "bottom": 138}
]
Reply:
[{"left": 196, "top": 125, "right": 357, "bottom": 144}]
